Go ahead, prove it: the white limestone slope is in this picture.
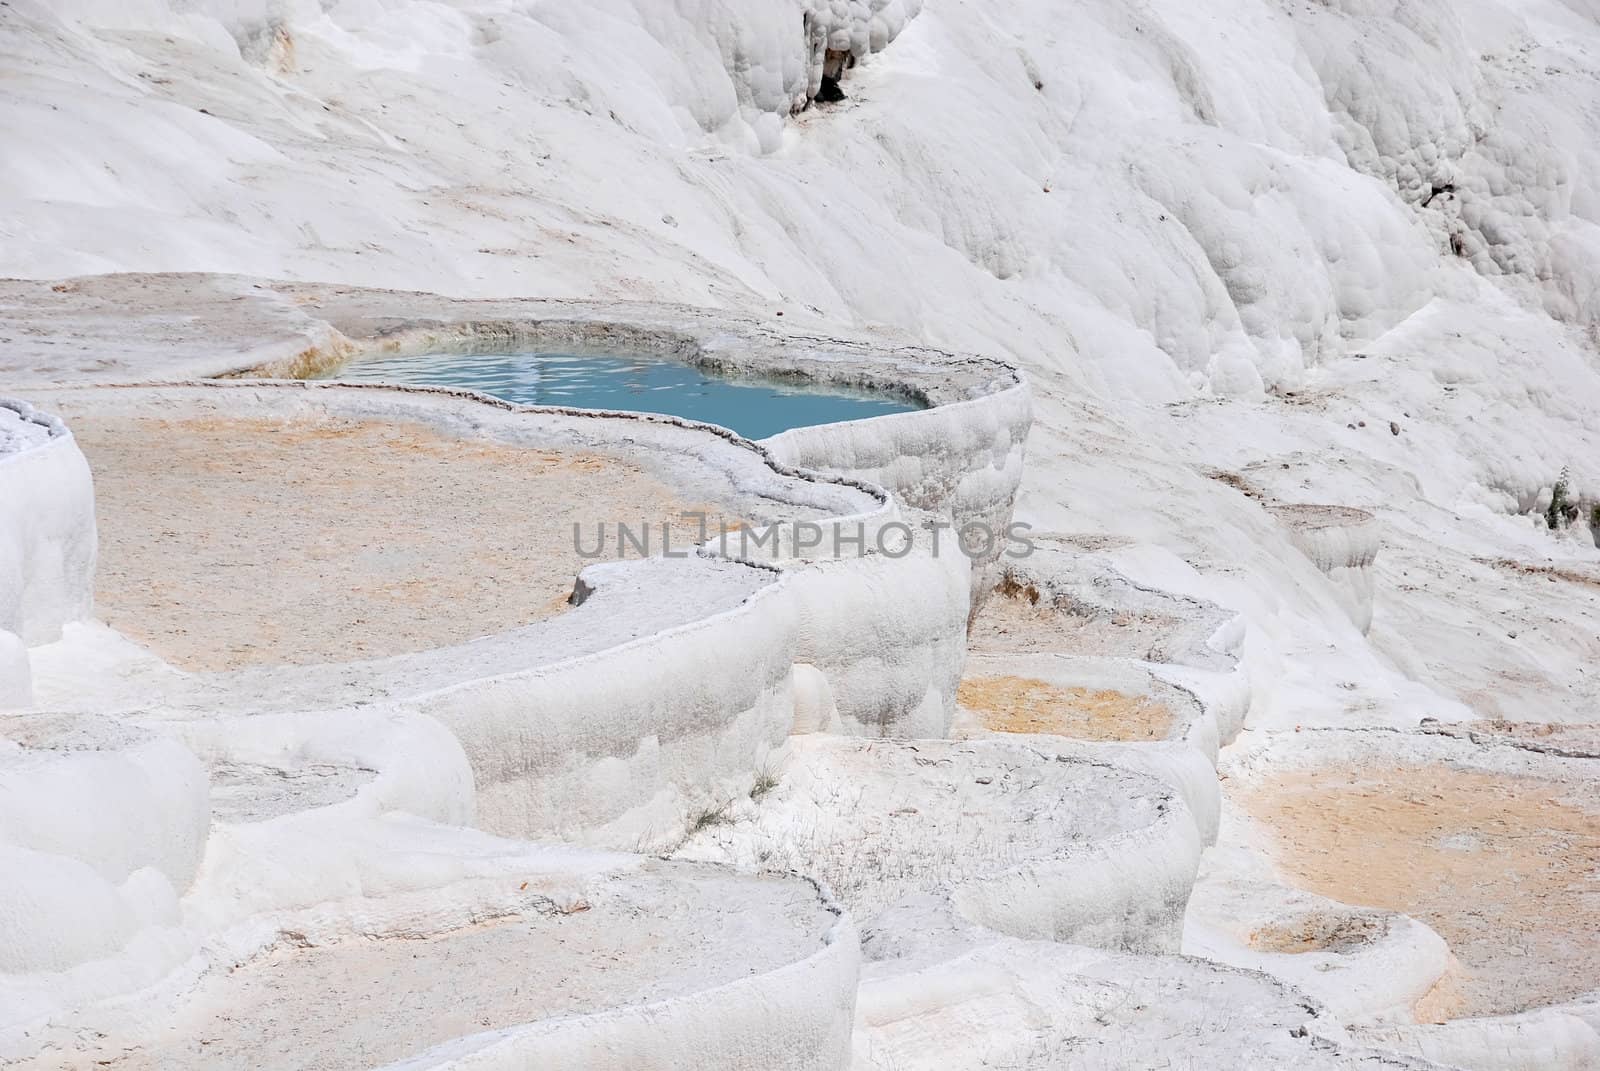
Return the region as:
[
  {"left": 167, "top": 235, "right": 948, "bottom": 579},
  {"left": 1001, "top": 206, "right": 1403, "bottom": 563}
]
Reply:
[
  {"left": 6, "top": 0, "right": 1599, "bottom": 711},
  {"left": 4, "top": 0, "right": 1600, "bottom": 1066},
  {"left": 7, "top": 0, "right": 1595, "bottom": 548}
]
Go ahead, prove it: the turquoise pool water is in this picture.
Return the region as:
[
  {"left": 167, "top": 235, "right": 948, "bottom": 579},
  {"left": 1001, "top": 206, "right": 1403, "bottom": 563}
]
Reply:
[{"left": 321, "top": 351, "right": 924, "bottom": 439}]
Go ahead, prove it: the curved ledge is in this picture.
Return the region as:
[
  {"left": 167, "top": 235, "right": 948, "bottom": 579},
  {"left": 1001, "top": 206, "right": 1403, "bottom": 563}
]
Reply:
[
  {"left": 1354, "top": 1008, "right": 1600, "bottom": 1071},
  {"left": 1267, "top": 504, "right": 1381, "bottom": 570},
  {"left": 256, "top": 294, "right": 1032, "bottom": 619},
  {"left": 0, "top": 713, "right": 208, "bottom": 898},
  {"left": 9, "top": 847, "right": 860, "bottom": 1071},
  {"left": 675, "top": 736, "right": 1201, "bottom": 955},
  {"left": 854, "top": 933, "right": 1440, "bottom": 1070},
  {"left": 967, "top": 540, "right": 1251, "bottom": 757},
  {"left": 0, "top": 275, "right": 1031, "bottom": 621},
  {"left": 1225, "top": 726, "right": 1600, "bottom": 1047},
  {"left": 1003, "top": 732, "right": 1221, "bottom": 845},
  {"left": 1185, "top": 877, "right": 1453, "bottom": 1023},
  {"left": 382, "top": 882, "right": 859, "bottom": 1071},
  {"left": 1269, "top": 504, "right": 1380, "bottom": 633},
  {"left": 27, "top": 381, "right": 976, "bottom": 842},
  {"left": 0, "top": 398, "right": 67, "bottom": 450}
]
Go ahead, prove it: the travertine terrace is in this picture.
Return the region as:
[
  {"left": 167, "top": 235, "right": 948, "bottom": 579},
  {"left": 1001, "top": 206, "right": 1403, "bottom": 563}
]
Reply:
[{"left": 5, "top": 0, "right": 1600, "bottom": 1067}]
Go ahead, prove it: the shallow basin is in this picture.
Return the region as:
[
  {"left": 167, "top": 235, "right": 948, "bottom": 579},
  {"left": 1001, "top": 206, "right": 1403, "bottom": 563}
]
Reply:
[{"left": 317, "top": 350, "right": 925, "bottom": 438}]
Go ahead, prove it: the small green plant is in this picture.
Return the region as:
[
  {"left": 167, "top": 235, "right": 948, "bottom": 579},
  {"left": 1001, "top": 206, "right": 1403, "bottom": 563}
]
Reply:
[
  {"left": 685, "top": 801, "right": 733, "bottom": 836},
  {"left": 1546, "top": 468, "right": 1579, "bottom": 530},
  {"left": 750, "top": 766, "right": 780, "bottom": 801},
  {"left": 1591, "top": 502, "right": 1600, "bottom": 529}
]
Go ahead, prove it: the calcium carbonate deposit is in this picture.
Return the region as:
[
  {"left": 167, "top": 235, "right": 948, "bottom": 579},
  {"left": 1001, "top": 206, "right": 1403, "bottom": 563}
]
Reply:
[
  {"left": 3, "top": 0, "right": 1600, "bottom": 1068},
  {"left": 0, "top": 404, "right": 50, "bottom": 455}
]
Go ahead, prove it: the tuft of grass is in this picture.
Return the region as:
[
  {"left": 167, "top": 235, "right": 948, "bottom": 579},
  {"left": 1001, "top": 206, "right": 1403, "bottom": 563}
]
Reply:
[
  {"left": 750, "top": 766, "right": 780, "bottom": 801},
  {"left": 685, "top": 800, "right": 733, "bottom": 836}
]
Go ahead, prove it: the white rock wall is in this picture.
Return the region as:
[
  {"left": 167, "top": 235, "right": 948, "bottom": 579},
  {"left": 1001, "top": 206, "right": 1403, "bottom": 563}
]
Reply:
[
  {"left": 0, "top": 719, "right": 209, "bottom": 980},
  {"left": 0, "top": 401, "right": 96, "bottom": 648},
  {"left": 423, "top": 543, "right": 971, "bottom": 843},
  {"left": 768, "top": 530, "right": 970, "bottom": 739},
  {"left": 764, "top": 380, "right": 1031, "bottom": 619},
  {"left": 947, "top": 791, "right": 1202, "bottom": 955},
  {"left": 37, "top": 0, "right": 921, "bottom": 157},
  {"left": 1270, "top": 505, "right": 1381, "bottom": 634},
  {"left": 417, "top": 565, "right": 799, "bottom": 848}
]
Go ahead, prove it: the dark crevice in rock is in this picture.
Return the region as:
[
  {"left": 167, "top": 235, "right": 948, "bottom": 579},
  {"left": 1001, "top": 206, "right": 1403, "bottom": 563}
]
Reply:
[{"left": 1420, "top": 181, "right": 1456, "bottom": 208}]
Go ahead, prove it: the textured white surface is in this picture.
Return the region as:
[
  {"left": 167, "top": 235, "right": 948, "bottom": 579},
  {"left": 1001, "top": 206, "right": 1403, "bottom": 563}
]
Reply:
[
  {"left": 0, "top": 406, "right": 50, "bottom": 454},
  {"left": 12, "top": 378, "right": 995, "bottom": 851},
  {"left": 676, "top": 736, "right": 1201, "bottom": 954},
  {"left": 5, "top": 0, "right": 1600, "bottom": 1064},
  {"left": 1358, "top": 1009, "right": 1600, "bottom": 1071},
  {"left": 852, "top": 932, "right": 1437, "bottom": 1069},
  {"left": 0, "top": 713, "right": 207, "bottom": 1035},
  {"left": 0, "top": 402, "right": 96, "bottom": 646},
  {"left": 0, "top": 630, "right": 29, "bottom": 709},
  {"left": 1270, "top": 505, "right": 1382, "bottom": 633},
  {"left": 1185, "top": 877, "right": 1452, "bottom": 1024}
]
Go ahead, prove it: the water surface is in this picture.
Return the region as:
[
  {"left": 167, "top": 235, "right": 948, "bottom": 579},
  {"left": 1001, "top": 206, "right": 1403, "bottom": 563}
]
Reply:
[{"left": 321, "top": 351, "right": 924, "bottom": 439}]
